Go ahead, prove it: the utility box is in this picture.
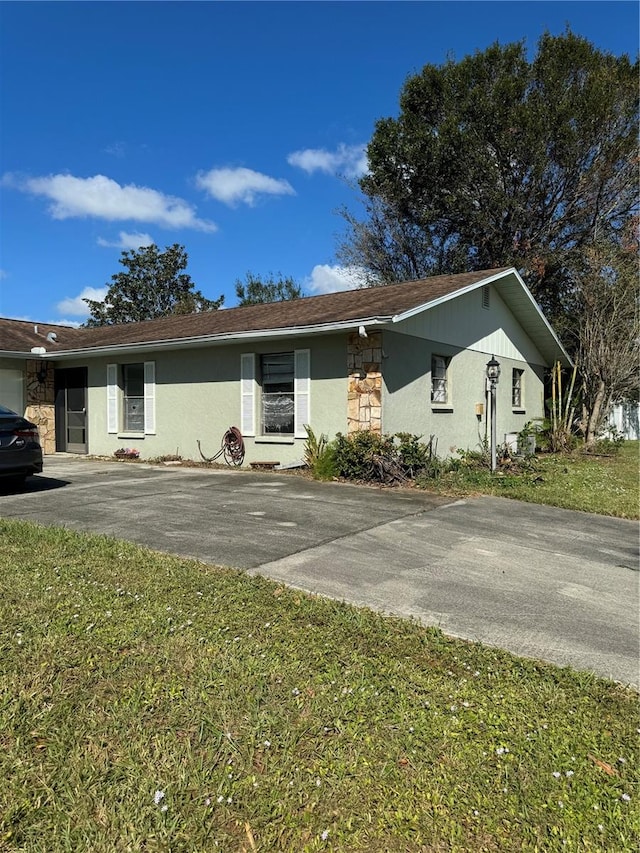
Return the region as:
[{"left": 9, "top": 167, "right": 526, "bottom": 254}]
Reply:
[{"left": 504, "top": 432, "right": 518, "bottom": 453}]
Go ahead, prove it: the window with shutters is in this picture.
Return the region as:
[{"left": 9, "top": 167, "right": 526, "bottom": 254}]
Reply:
[
  {"left": 107, "top": 361, "right": 155, "bottom": 435},
  {"left": 240, "top": 350, "right": 309, "bottom": 438}
]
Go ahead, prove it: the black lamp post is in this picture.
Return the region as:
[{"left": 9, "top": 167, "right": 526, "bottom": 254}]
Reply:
[{"left": 486, "top": 355, "right": 501, "bottom": 472}]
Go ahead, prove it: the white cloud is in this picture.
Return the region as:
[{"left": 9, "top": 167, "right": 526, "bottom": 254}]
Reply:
[
  {"left": 3, "top": 172, "right": 217, "bottom": 232},
  {"left": 97, "top": 231, "right": 155, "bottom": 250},
  {"left": 287, "top": 143, "right": 368, "bottom": 179},
  {"left": 305, "top": 264, "right": 369, "bottom": 295},
  {"left": 195, "top": 167, "right": 295, "bottom": 207},
  {"left": 56, "top": 286, "right": 109, "bottom": 318},
  {"left": 49, "top": 318, "right": 83, "bottom": 328}
]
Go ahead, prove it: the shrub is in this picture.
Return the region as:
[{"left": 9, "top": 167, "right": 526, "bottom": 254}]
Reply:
[
  {"left": 395, "top": 432, "right": 429, "bottom": 475},
  {"left": 332, "top": 431, "right": 396, "bottom": 481},
  {"left": 303, "top": 425, "right": 337, "bottom": 480},
  {"left": 396, "top": 432, "right": 444, "bottom": 480},
  {"left": 331, "top": 431, "right": 444, "bottom": 484}
]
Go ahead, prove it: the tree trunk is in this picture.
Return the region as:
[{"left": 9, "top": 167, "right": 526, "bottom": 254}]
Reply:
[{"left": 584, "top": 380, "right": 608, "bottom": 448}]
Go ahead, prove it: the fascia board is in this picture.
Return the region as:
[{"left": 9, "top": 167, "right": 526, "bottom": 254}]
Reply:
[
  {"left": 504, "top": 269, "right": 573, "bottom": 366},
  {"left": 0, "top": 350, "right": 36, "bottom": 359},
  {"left": 38, "top": 317, "right": 393, "bottom": 360}
]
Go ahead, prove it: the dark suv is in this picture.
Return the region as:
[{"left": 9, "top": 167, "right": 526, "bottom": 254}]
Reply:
[{"left": 0, "top": 405, "right": 44, "bottom": 486}]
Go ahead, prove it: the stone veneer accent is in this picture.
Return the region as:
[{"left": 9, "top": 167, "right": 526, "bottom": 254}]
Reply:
[
  {"left": 347, "top": 331, "right": 383, "bottom": 435},
  {"left": 24, "top": 359, "right": 56, "bottom": 454}
]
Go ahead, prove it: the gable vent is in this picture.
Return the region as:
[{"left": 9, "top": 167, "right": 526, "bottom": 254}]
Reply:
[{"left": 482, "top": 285, "right": 490, "bottom": 309}]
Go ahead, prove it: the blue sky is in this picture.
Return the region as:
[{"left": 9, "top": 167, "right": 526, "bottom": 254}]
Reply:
[{"left": 1, "top": 1, "right": 637, "bottom": 325}]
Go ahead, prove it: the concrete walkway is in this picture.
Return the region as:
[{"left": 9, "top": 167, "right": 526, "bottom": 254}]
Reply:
[{"left": 2, "top": 456, "right": 638, "bottom": 687}]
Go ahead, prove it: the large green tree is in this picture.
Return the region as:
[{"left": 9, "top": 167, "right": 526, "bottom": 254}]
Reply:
[
  {"left": 84, "top": 244, "right": 223, "bottom": 326},
  {"left": 234, "top": 272, "right": 304, "bottom": 306},
  {"left": 339, "top": 30, "right": 638, "bottom": 320}
]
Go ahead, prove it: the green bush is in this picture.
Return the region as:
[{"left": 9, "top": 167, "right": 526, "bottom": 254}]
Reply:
[
  {"left": 395, "top": 432, "right": 429, "bottom": 475},
  {"left": 396, "top": 432, "right": 444, "bottom": 480},
  {"left": 456, "top": 446, "right": 490, "bottom": 468},
  {"left": 312, "top": 448, "right": 337, "bottom": 480},
  {"left": 303, "top": 425, "right": 337, "bottom": 480},
  {"left": 331, "top": 431, "right": 443, "bottom": 483},
  {"left": 332, "top": 431, "right": 396, "bottom": 480}
]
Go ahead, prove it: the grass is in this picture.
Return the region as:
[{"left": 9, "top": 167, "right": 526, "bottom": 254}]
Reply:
[
  {"left": 1, "top": 520, "right": 638, "bottom": 852},
  {"left": 424, "top": 441, "right": 639, "bottom": 519}
]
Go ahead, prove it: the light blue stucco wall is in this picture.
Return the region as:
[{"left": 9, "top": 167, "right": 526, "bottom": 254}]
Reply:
[
  {"left": 42, "top": 283, "right": 552, "bottom": 464},
  {"left": 70, "top": 334, "right": 348, "bottom": 466},
  {"left": 381, "top": 284, "right": 548, "bottom": 454},
  {"left": 381, "top": 332, "right": 545, "bottom": 455}
]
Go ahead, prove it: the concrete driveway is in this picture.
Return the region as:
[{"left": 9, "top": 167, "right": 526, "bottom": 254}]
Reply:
[{"left": 2, "top": 456, "right": 638, "bottom": 687}]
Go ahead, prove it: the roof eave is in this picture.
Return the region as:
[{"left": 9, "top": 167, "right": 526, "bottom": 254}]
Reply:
[
  {"left": 503, "top": 269, "right": 573, "bottom": 367},
  {"left": 39, "top": 316, "right": 394, "bottom": 359},
  {"left": 0, "top": 350, "right": 39, "bottom": 359}
]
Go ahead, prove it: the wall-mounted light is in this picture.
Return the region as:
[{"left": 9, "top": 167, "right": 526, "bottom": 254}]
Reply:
[{"left": 36, "top": 361, "right": 48, "bottom": 384}]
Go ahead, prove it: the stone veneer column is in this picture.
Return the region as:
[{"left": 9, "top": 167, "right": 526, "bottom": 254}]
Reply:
[
  {"left": 347, "top": 331, "right": 383, "bottom": 435},
  {"left": 24, "top": 359, "right": 56, "bottom": 454}
]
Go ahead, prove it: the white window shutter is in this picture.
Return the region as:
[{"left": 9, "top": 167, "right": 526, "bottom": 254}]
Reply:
[
  {"left": 241, "top": 353, "right": 255, "bottom": 436},
  {"left": 294, "top": 349, "right": 310, "bottom": 438},
  {"left": 107, "top": 364, "right": 118, "bottom": 434},
  {"left": 144, "top": 361, "right": 156, "bottom": 434}
]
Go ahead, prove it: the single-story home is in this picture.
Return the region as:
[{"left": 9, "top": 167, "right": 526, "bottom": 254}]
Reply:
[{"left": 0, "top": 267, "right": 571, "bottom": 465}]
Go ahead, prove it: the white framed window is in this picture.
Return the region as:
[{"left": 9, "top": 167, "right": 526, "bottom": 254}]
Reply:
[
  {"left": 512, "top": 368, "right": 524, "bottom": 408},
  {"left": 431, "top": 355, "right": 449, "bottom": 404},
  {"left": 107, "top": 362, "right": 155, "bottom": 434},
  {"left": 240, "top": 350, "right": 309, "bottom": 438}
]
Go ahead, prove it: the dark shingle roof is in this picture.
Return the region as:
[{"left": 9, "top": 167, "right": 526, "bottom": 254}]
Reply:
[
  {"left": 0, "top": 319, "right": 88, "bottom": 354},
  {"left": 0, "top": 268, "right": 508, "bottom": 354}
]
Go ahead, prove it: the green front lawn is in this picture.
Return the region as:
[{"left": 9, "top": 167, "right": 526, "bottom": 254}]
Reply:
[
  {"left": 427, "top": 442, "right": 639, "bottom": 519},
  {"left": 2, "top": 520, "right": 638, "bottom": 852}
]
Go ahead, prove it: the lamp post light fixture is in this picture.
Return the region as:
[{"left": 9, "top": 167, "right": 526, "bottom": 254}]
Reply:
[{"left": 486, "top": 355, "right": 501, "bottom": 472}]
